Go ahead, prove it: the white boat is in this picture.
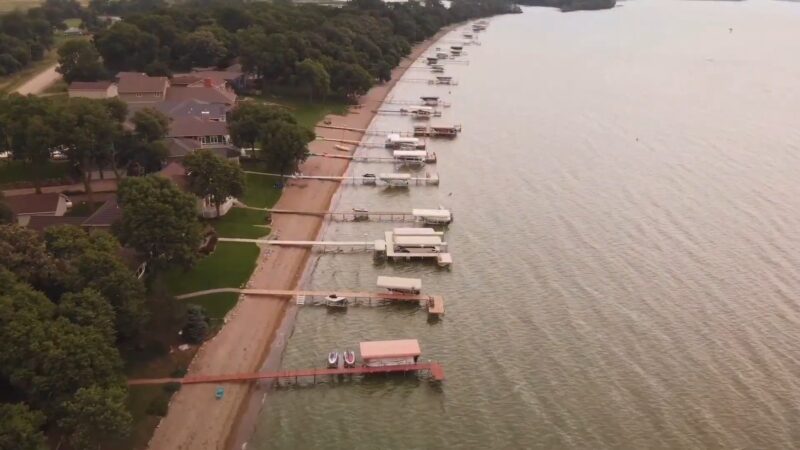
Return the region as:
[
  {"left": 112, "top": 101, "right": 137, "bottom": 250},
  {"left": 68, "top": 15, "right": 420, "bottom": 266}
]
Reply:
[
  {"left": 436, "top": 51, "right": 448, "bottom": 59},
  {"left": 327, "top": 351, "right": 340, "bottom": 368},
  {"left": 420, "top": 96, "right": 440, "bottom": 106},
  {"left": 353, "top": 208, "right": 369, "bottom": 221},
  {"left": 394, "top": 150, "right": 427, "bottom": 166},
  {"left": 430, "top": 65, "right": 445, "bottom": 73},
  {"left": 362, "top": 173, "right": 376, "bottom": 185},
  {"left": 378, "top": 173, "right": 411, "bottom": 187},
  {"left": 325, "top": 294, "right": 347, "bottom": 308},
  {"left": 435, "top": 76, "right": 453, "bottom": 85},
  {"left": 377, "top": 276, "right": 422, "bottom": 294},
  {"left": 343, "top": 350, "right": 356, "bottom": 368},
  {"left": 385, "top": 133, "right": 424, "bottom": 149},
  {"left": 412, "top": 208, "right": 452, "bottom": 225}
]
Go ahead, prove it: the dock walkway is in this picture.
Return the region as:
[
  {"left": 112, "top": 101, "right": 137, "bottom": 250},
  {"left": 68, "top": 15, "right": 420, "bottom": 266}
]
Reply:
[
  {"left": 239, "top": 206, "right": 420, "bottom": 222},
  {"left": 175, "top": 288, "right": 445, "bottom": 315},
  {"left": 128, "top": 362, "right": 445, "bottom": 385}
]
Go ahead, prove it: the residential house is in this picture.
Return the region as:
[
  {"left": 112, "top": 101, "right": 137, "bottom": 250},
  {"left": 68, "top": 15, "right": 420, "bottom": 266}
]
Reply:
[
  {"left": 117, "top": 72, "right": 169, "bottom": 104},
  {"left": 24, "top": 195, "right": 122, "bottom": 231},
  {"left": 166, "top": 137, "right": 240, "bottom": 163},
  {"left": 172, "top": 66, "right": 246, "bottom": 92},
  {"left": 165, "top": 83, "right": 237, "bottom": 107},
  {"left": 158, "top": 161, "right": 235, "bottom": 218},
  {"left": 68, "top": 81, "right": 118, "bottom": 99},
  {"left": 4, "top": 193, "right": 71, "bottom": 226}
]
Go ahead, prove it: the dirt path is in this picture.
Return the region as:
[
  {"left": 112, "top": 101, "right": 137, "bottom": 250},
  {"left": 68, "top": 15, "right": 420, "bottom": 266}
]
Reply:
[
  {"left": 14, "top": 63, "right": 60, "bottom": 95},
  {"left": 145, "top": 27, "right": 453, "bottom": 450}
]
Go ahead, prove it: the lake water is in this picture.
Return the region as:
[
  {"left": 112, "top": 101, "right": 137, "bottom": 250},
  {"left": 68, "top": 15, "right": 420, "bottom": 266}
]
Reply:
[{"left": 249, "top": 1, "right": 800, "bottom": 448}]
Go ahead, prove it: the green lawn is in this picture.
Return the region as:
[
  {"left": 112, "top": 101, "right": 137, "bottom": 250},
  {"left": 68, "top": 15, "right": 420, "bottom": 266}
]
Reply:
[
  {"left": 63, "top": 17, "right": 82, "bottom": 28},
  {"left": 206, "top": 207, "right": 269, "bottom": 239},
  {"left": 163, "top": 242, "right": 260, "bottom": 296},
  {"left": 187, "top": 292, "right": 240, "bottom": 320},
  {"left": 275, "top": 97, "right": 349, "bottom": 130},
  {"left": 0, "top": 160, "right": 72, "bottom": 186},
  {"left": 242, "top": 172, "right": 282, "bottom": 208}
]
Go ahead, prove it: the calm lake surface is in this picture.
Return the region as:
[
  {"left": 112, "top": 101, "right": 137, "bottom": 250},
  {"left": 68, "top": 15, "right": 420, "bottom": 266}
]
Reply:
[{"left": 250, "top": 1, "right": 800, "bottom": 448}]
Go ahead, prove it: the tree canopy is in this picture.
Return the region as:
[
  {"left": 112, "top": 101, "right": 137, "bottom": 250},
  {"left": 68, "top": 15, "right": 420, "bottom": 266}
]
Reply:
[
  {"left": 57, "top": 39, "right": 106, "bottom": 83},
  {"left": 183, "top": 149, "right": 245, "bottom": 217},
  {"left": 116, "top": 175, "right": 203, "bottom": 270}
]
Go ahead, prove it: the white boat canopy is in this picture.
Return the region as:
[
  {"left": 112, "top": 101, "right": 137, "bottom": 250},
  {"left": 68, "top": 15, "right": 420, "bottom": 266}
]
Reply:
[
  {"left": 393, "top": 227, "right": 440, "bottom": 235},
  {"left": 378, "top": 173, "right": 412, "bottom": 180},
  {"left": 377, "top": 276, "right": 422, "bottom": 292},
  {"left": 394, "top": 150, "right": 427, "bottom": 158},
  {"left": 412, "top": 209, "right": 451, "bottom": 219},
  {"left": 360, "top": 339, "right": 421, "bottom": 360},
  {"left": 394, "top": 235, "right": 443, "bottom": 246}
]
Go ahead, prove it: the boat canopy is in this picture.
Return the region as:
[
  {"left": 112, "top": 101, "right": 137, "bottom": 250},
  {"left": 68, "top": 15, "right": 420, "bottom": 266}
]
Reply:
[
  {"left": 386, "top": 134, "right": 419, "bottom": 144},
  {"left": 420, "top": 96, "right": 439, "bottom": 101},
  {"left": 412, "top": 209, "right": 451, "bottom": 219},
  {"left": 377, "top": 276, "right": 422, "bottom": 292},
  {"left": 360, "top": 339, "right": 421, "bottom": 360},
  {"left": 393, "top": 227, "right": 439, "bottom": 235},
  {"left": 394, "top": 150, "right": 427, "bottom": 158},
  {"left": 394, "top": 235, "right": 443, "bottom": 246},
  {"left": 378, "top": 173, "right": 412, "bottom": 180}
]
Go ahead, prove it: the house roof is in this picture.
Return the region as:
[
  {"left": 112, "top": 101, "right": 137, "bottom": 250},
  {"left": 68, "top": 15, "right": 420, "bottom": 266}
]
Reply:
[
  {"left": 4, "top": 193, "right": 64, "bottom": 215},
  {"left": 117, "top": 72, "right": 168, "bottom": 94},
  {"left": 168, "top": 116, "right": 229, "bottom": 138},
  {"left": 69, "top": 81, "right": 113, "bottom": 91},
  {"left": 165, "top": 86, "right": 236, "bottom": 105},
  {"left": 150, "top": 100, "right": 228, "bottom": 121},
  {"left": 158, "top": 160, "right": 189, "bottom": 190},
  {"left": 82, "top": 196, "right": 121, "bottom": 227},
  {"left": 25, "top": 215, "right": 87, "bottom": 231}
]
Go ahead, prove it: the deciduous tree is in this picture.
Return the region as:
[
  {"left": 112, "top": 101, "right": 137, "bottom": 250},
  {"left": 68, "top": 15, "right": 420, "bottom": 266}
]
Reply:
[
  {"left": 116, "top": 175, "right": 202, "bottom": 270},
  {"left": 259, "top": 121, "right": 314, "bottom": 177},
  {"left": 0, "top": 403, "right": 46, "bottom": 450},
  {"left": 58, "top": 385, "right": 132, "bottom": 450},
  {"left": 57, "top": 39, "right": 105, "bottom": 83}
]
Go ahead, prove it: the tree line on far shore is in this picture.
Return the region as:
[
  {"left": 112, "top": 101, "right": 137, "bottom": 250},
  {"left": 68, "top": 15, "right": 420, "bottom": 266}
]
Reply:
[{"left": 58, "top": 0, "right": 520, "bottom": 99}]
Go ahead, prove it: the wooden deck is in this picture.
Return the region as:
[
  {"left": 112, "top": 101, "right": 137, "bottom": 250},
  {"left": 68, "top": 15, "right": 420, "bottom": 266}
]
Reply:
[{"left": 128, "top": 362, "right": 445, "bottom": 385}]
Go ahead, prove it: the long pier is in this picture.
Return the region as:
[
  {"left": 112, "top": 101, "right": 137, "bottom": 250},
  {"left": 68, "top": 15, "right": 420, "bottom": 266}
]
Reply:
[
  {"left": 175, "top": 287, "right": 444, "bottom": 315},
  {"left": 128, "top": 362, "right": 445, "bottom": 386},
  {"left": 308, "top": 152, "right": 436, "bottom": 164},
  {"left": 245, "top": 206, "right": 420, "bottom": 222},
  {"left": 244, "top": 171, "right": 440, "bottom": 186}
]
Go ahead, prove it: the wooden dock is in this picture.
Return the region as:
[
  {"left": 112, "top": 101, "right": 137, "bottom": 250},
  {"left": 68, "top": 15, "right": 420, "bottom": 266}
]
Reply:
[
  {"left": 176, "top": 288, "right": 445, "bottom": 315},
  {"left": 244, "top": 171, "right": 440, "bottom": 186},
  {"left": 128, "top": 362, "right": 445, "bottom": 386},
  {"left": 253, "top": 207, "right": 420, "bottom": 222}
]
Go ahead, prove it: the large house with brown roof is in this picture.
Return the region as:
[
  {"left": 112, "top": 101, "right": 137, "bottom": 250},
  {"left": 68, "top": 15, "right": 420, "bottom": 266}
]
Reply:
[
  {"left": 4, "top": 193, "right": 72, "bottom": 226},
  {"left": 117, "top": 72, "right": 169, "bottom": 103}
]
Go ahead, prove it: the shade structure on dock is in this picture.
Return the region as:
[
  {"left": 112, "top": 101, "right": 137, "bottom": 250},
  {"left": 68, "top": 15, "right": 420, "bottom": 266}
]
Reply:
[
  {"left": 393, "top": 227, "right": 441, "bottom": 236},
  {"left": 394, "top": 235, "right": 443, "bottom": 247},
  {"left": 360, "top": 339, "right": 421, "bottom": 360},
  {"left": 377, "top": 276, "right": 422, "bottom": 292}
]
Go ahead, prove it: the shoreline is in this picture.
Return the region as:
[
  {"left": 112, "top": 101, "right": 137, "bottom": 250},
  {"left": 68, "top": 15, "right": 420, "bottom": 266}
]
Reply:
[{"left": 145, "top": 25, "right": 456, "bottom": 450}]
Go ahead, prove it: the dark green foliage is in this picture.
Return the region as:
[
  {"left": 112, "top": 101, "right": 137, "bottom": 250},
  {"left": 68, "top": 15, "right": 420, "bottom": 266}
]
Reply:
[
  {"left": 259, "top": 120, "right": 315, "bottom": 177},
  {"left": 182, "top": 304, "right": 208, "bottom": 344},
  {"left": 183, "top": 149, "right": 245, "bottom": 218},
  {"left": 57, "top": 39, "right": 106, "bottom": 83},
  {"left": 88, "top": 0, "right": 518, "bottom": 96},
  {"left": 116, "top": 175, "right": 203, "bottom": 270},
  {"left": 0, "top": 403, "right": 46, "bottom": 450},
  {"left": 0, "top": 6, "right": 57, "bottom": 77},
  {"left": 58, "top": 385, "right": 132, "bottom": 449}
]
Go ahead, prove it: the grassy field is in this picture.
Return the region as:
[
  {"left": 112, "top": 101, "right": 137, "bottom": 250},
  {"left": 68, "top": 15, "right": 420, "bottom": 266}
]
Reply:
[
  {"left": 242, "top": 172, "right": 282, "bottom": 208},
  {"left": 186, "top": 292, "right": 240, "bottom": 320},
  {"left": 275, "top": 97, "right": 350, "bottom": 130},
  {"left": 163, "top": 242, "right": 260, "bottom": 296},
  {"left": 206, "top": 207, "right": 269, "bottom": 239},
  {"left": 0, "top": 160, "right": 72, "bottom": 187}
]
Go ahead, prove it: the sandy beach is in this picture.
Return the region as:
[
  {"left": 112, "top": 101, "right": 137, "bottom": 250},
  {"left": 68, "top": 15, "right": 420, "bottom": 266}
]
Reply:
[{"left": 146, "top": 27, "right": 453, "bottom": 450}]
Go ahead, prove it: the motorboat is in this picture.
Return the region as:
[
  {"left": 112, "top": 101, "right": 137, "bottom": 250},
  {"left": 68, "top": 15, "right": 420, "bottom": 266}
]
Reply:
[
  {"left": 326, "top": 294, "right": 347, "bottom": 308},
  {"left": 362, "top": 173, "right": 377, "bottom": 185},
  {"left": 327, "top": 351, "right": 340, "bottom": 368},
  {"left": 353, "top": 208, "right": 369, "bottom": 221},
  {"left": 343, "top": 350, "right": 356, "bottom": 368}
]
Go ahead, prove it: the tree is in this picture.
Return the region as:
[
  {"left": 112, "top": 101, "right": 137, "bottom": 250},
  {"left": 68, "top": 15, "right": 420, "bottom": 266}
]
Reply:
[
  {"left": 116, "top": 176, "right": 202, "bottom": 270},
  {"left": 58, "top": 288, "right": 116, "bottom": 342},
  {"left": 57, "top": 39, "right": 105, "bottom": 83},
  {"left": 94, "top": 22, "right": 159, "bottom": 72},
  {"left": 55, "top": 98, "right": 125, "bottom": 205},
  {"left": 228, "top": 102, "right": 297, "bottom": 157},
  {"left": 181, "top": 30, "right": 226, "bottom": 68},
  {"left": 22, "top": 116, "right": 55, "bottom": 194},
  {"left": 296, "top": 58, "right": 330, "bottom": 101},
  {"left": 0, "top": 225, "right": 62, "bottom": 295},
  {"left": 0, "top": 95, "right": 56, "bottom": 194},
  {"left": 58, "top": 385, "right": 132, "bottom": 450},
  {"left": 0, "top": 193, "right": 13, "bottom": 224},
  {"left": 183, "top": 150, "right": 245, "bottom": 217},
  {"left": 131, "top": 108, "right": 169, "bottom": 143},
  {"left": 259, "top": 121, "right": 314, "bottom": 177},
  {"left": 330, "top": 62, "right": 373, "bottom": 99},
  {"left": 182, "top": 304, "right": 208, "bottom": 344},
  {"left": 0, "top": 403, "right": 46, "bottom": 450}
]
